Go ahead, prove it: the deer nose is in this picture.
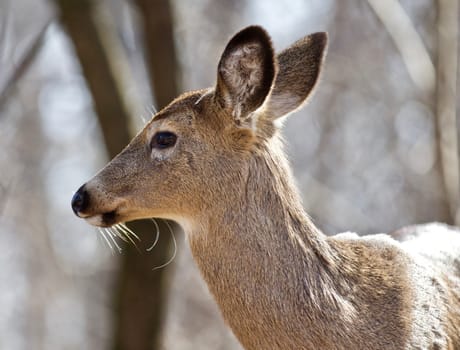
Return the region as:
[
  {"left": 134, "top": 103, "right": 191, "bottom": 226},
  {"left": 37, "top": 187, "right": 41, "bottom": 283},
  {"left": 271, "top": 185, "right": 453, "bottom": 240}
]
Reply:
[{"left": 71, "top": 185, "right": 89, "bottom": 216}]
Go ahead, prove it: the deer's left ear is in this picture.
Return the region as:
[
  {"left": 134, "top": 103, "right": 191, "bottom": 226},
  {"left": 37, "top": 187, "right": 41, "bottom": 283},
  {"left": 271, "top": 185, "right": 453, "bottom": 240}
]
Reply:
[
  {"left": 215, "top": 26, "right": 276, "bottom": 123},
  {"left": 264, "top": 32, "right": 328, "bottom": 121}
]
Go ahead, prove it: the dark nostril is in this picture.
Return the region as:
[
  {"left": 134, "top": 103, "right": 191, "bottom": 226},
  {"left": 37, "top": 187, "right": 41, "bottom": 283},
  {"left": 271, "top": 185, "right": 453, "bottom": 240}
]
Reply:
[{"left": 71, "top": 185, "right": 89, "bottom": 216}]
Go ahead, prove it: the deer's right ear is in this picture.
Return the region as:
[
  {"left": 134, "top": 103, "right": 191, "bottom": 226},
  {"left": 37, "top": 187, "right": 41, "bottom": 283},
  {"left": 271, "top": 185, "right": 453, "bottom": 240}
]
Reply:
[{"left": 214, "top": 26, "right": 276, "bottom": 124}]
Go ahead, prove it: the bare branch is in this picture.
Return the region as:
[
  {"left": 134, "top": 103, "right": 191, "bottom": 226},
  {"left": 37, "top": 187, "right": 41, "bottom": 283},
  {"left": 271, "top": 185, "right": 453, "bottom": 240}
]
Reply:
[
  {"left": 134, "top": 0, "right": 180, "bottom": 109},
  {"left": 0, "top": 21, "right": 51, "bottom": 109},
  {"left": 367, "top": 0, "right": 436, "bottom": 96}
]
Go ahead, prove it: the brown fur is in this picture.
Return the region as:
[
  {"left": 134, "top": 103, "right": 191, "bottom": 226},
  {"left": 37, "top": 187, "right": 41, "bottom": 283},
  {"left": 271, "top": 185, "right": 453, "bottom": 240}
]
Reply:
[{"left": 73, "top": 26, "right": 460, "bottom": 349}]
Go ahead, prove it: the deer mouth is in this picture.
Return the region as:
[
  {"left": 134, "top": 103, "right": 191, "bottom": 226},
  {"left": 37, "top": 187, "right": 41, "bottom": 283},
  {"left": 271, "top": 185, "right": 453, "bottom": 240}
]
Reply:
[{"left": 84, "top": 210, "right": 118, "bottom": 227}]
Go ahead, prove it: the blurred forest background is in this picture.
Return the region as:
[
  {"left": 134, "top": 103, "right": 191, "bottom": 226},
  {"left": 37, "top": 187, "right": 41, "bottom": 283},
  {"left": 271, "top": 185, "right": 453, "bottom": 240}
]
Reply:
[{"left": 0, "top": 0, "right": 459, "bottom": 349}]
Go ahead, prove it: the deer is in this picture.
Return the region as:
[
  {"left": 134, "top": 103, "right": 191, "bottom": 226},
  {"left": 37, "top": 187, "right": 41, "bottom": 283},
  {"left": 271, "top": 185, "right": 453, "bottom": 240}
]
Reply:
[{"left": 71, "top": 26, "right": 460, "bottom": 349}]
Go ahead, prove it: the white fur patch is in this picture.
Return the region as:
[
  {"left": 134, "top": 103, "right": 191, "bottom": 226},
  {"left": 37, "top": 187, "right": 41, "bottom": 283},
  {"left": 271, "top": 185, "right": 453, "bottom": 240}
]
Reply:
[{"left": 85, "top": 215, "right": 104, "bottom": 227}]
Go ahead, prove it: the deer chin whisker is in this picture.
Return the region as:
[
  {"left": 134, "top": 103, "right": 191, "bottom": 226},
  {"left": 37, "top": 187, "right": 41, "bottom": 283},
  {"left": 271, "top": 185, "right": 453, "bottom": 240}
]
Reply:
[
  {"left": 152, "top": 219, "right": 177, "bottom": 271},
  {"left": 97, "top": 228, "right": 114, "bottom": 254},
  {"left": 119, "top": 223, "right": 140, "bottom": 241},
  {"left": 109, "top": 225, "right": 127, "bottom": 242},
  {"left": 146, "top": 218, "right": 161, "bottom": 252},
  {"left": 114, "top": 224, "right": 140, "bottom": 251},
  {"left": 105, "top": 228, "right": 122, "bottom": 253}
]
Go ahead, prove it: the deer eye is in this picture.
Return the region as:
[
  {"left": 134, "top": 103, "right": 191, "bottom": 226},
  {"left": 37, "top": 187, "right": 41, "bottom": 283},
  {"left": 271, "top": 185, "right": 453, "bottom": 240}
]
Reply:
[{"left": 150, "top": 132, "right": 177, "bottom": 149}]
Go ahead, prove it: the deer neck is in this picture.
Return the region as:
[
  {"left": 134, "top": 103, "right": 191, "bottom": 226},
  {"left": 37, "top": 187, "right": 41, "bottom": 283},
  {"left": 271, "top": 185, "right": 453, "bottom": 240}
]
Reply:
[{"left": 187, "top": 137, "right": 352, "bottom": 348}]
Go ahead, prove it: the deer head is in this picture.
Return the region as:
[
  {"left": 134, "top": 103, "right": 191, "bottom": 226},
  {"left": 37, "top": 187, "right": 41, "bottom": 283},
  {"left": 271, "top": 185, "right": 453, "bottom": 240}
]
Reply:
[{"left": 71, "top": 26, "right": 327, "bottom": 232}]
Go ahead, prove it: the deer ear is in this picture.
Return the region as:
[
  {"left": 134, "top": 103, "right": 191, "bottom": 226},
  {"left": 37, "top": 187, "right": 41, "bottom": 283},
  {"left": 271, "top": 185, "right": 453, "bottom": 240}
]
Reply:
[
  {"left": 264, "top": 32, "right": 328, "bottom": 120},
  {"left": 215, "top": 26, "right": 276, "bottom": 123}
]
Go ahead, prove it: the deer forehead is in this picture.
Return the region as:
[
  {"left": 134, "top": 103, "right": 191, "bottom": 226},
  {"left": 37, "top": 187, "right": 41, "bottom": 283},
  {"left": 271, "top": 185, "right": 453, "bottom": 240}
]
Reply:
[
  {"left": 145, "top": 114, "right": 192, "bottom": 139},
  {"left": 143, "top": 93, "right": 238, "bottom": 147},
  {"left": 145, "top": 91, "right": 215, "bottom": 133}
]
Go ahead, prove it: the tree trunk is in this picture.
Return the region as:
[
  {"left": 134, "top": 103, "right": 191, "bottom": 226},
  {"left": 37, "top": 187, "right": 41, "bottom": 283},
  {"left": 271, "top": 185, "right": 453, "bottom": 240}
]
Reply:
[
  {"left": 134, "top": 0, "right": 179, "bottom": 110},
  {"left": 436, "top": 0, "right": 459, "bottom": 224},
  {"left": 54, "top": 0, "right": 180, "bottom": 349}
]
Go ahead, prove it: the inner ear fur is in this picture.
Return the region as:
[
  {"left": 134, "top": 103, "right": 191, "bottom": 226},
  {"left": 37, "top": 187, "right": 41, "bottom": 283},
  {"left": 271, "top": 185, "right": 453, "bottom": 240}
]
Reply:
[
  {"left": 264, "top": 32, "right": 328, "bottom": 120},
  {"left": 215, "top": 26, "right": 276, "bottom": 123}
]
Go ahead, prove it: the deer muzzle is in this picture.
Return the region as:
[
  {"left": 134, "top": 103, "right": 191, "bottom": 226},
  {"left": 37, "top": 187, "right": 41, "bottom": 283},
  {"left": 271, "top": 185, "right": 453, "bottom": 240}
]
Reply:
[{"left": 71, "top": 182, "right": 122, "bottom": 227}]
